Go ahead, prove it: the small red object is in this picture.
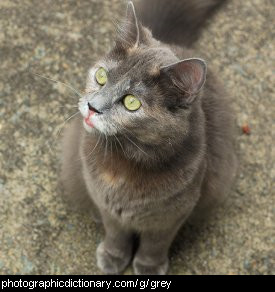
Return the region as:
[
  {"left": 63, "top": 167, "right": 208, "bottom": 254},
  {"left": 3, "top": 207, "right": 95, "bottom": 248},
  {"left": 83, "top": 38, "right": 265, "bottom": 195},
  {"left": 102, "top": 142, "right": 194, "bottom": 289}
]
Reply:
[{"left": 242, "top": 124, "right": 251, "bottom": 135}]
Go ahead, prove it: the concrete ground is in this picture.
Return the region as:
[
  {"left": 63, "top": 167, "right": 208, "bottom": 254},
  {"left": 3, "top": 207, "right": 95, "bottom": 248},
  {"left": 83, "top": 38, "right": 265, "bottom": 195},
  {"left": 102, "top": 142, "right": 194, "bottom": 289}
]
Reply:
[{"left": 0, "top": 0, "right": 274, "bottom": 275}]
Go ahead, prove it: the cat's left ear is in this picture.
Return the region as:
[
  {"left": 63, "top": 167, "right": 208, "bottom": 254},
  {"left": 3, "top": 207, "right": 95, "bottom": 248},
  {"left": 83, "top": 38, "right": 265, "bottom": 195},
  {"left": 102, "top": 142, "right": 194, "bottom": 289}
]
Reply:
[
  {"left": 117, "top": 1, "right": 140, "bottom": 48},
  {"left": 161, "top": 58, "right": 207, "bottom": 104}
]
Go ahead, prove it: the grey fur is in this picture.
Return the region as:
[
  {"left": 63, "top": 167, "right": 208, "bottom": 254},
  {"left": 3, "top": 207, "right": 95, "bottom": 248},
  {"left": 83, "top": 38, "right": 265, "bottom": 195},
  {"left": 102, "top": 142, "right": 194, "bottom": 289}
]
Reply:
[{"left": 61, "top": 0, "right": 237, "bottom": 275}]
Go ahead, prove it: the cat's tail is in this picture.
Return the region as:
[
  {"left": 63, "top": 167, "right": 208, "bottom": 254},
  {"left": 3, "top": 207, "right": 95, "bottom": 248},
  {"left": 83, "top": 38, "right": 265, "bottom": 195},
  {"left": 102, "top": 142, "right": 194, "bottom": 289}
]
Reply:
[{"left": 135, "top": 0, "right": 227, "bottom": 47}]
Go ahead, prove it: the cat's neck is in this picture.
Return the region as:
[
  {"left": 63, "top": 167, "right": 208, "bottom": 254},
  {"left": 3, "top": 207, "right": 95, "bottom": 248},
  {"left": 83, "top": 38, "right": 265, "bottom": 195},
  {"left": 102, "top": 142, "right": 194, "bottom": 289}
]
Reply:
[{"left": 81, "top": 123, "right": 205, "bottom": 173}]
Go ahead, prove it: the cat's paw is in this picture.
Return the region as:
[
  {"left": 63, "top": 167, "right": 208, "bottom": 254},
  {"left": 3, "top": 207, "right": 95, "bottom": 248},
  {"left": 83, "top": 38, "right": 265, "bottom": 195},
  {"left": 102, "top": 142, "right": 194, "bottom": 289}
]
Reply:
[
  {"left": 96, "top": 242, "right": 131, "bottom": 274},
  {"left": 133, "top": 258, "right": 169, "bottom": 275}
]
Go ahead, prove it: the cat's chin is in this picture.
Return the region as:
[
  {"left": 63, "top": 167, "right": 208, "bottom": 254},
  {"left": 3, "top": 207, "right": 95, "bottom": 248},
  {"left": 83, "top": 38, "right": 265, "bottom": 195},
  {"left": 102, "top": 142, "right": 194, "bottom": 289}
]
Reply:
[{"left": 83, "top": 119, "right": 95, "bottom": 134}]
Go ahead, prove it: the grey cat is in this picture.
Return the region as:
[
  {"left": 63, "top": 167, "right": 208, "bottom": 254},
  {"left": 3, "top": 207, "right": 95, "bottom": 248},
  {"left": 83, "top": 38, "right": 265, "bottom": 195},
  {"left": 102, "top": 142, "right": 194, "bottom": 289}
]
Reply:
[{"left": 61, "top": 0, "right": 237, "bottom": 275}]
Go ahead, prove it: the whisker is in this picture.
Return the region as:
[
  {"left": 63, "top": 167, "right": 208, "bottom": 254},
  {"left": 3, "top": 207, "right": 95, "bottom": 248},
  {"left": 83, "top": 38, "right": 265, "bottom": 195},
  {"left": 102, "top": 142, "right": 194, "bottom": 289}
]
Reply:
[
  {"left": 110, "top": 138, "right": 113, "bottom": 169},
  {"left": 55, "top": 111, "right": 80, "bottom": 138},
  {"left": 44, "top": 111, "right": 80, "bottom": 155},
  {"left": 124, "top": 134, "right": 153, "bottom": 159},
  {"left": 57, "top": 105, "right": 79, "bottom": 109},
  {"left": 45, "top": 140, "right": 55, "bottom": 156},
  {"left": 103, "top": 134, "right": 108, "bottom": 164},
  {"left": 114, "top": 134, "right": 127, "bottom": 157},
  {"left": 80, "top": 134, "right": 102, "bottom": 163},
  {"left": 118, "top": 124, "right": 153, "bottom": 159},
  {"left": 31, "top": 72, "right": 83, "bottom": 99},
  {"left": 109, "top": 138, "right": 115, "bottom": 172},
  {"left": 47, "top": 111, "right": 80, "bottom": 150},
  {"left": 113, "top": 137, "right": 119, "bottom": 154}
]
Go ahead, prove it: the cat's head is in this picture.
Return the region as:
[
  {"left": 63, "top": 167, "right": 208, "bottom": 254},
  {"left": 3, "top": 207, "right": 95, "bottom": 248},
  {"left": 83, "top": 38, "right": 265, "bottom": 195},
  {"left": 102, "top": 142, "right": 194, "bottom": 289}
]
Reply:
[{"left": 78, "top": 2, "right": 206, "bottom": 162}]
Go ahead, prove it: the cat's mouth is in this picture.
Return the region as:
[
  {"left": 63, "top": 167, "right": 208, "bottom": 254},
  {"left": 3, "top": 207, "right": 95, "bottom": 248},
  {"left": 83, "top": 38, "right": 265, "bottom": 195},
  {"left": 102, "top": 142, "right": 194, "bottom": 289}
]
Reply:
[
  {"left": 83, "top": 103, "right": 103, "bottom": 130},
  {"left": 84, "top": 110, "right": 95, "bottom": 128},
  {"left": 80, "top": 101, "right": 117, "bottom": 136}
]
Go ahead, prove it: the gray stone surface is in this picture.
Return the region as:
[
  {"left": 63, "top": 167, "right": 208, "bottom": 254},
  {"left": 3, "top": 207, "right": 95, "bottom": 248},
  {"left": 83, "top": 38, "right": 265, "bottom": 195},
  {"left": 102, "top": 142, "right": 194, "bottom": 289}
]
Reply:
[{"left": 0, "top": 0, "right": 274, "bottom": 274}]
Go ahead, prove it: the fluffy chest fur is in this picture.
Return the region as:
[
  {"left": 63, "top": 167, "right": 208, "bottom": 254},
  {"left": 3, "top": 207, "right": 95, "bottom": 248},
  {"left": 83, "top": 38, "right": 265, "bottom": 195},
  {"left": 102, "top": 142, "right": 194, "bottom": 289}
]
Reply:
[{"left": 80, "top": 130, "right": 205, "bottom": 229}]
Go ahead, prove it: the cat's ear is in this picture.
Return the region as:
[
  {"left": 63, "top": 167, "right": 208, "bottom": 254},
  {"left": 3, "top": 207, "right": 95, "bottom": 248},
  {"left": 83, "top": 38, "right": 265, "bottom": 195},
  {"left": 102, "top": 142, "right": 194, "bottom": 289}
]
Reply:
[
  {"left": 161, "top": 58, "right": 207, "bottom": 103},
  {"left": 116, "top": 1, "right": 140, "bottom": 48}
]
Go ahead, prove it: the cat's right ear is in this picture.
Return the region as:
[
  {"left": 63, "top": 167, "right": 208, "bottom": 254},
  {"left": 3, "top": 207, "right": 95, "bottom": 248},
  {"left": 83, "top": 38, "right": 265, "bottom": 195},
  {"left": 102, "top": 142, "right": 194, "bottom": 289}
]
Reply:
[
  {"left": 116, "top": 1, "right": 140, "bottom": 49},
  {"left": 161, "top": 58, "right": 207, "bottom": 104}
]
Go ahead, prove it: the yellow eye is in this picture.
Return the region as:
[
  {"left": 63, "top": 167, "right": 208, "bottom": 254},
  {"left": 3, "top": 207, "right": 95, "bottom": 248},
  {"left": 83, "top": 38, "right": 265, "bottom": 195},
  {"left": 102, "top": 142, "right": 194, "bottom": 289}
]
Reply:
[
  {"left": 95, "top": 67, "right": 107, "bottom": 85},
  {"left": 123, "top": 95, "right": 142, "bottom": 111}
]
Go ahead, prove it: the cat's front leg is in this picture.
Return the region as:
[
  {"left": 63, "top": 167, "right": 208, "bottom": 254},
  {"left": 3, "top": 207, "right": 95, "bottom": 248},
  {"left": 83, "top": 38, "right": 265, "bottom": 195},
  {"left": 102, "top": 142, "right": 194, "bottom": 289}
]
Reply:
[
  {"left": 133, "top": 222, "right": 182, "bottom": 275},
  {"left": 96, "top": 211, "right": 133, "bottom": 274}
]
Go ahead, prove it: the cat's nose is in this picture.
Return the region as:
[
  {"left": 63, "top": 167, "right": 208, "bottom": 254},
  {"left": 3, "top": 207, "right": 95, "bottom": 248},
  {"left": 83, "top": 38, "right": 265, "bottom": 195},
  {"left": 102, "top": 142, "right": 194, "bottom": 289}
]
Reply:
[{"left": 88, "top": 102, "right": 102, "bottom": 114}]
